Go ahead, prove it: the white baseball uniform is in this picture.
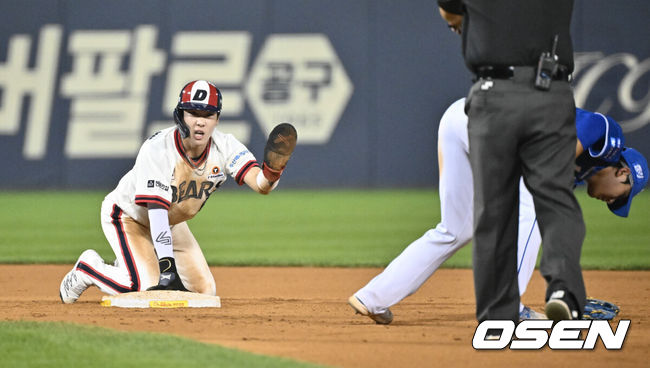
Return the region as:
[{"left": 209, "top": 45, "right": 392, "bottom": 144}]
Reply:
[
  {"left": 354, "top": 98, "right": 541, "bottom": 314},
  {"left": 75, "top": 126, "right": 258, "bottom": 296}
]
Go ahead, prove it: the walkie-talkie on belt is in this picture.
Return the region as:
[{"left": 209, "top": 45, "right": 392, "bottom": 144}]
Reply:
[{"left": 535, "top": 35, "right": 559, "bottom": 91}]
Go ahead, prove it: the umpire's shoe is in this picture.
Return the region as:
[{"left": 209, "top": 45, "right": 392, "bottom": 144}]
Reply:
[
  {"left": 545, "top": 290, "right": 580, "bottom": 321},
  {"left": 348, "top": 295, "right": 393, "bottom": 325},
  {"left": 59, "top": 249, "right": 103, "bottom": 304}
]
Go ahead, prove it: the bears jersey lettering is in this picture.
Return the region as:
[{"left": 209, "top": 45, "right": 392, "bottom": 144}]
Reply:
[{"left": 105, "top": 127, "right": 258, "bottom": 226}]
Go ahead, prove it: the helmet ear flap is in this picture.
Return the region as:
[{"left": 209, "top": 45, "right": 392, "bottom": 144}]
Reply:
[{"left": 173, "top": 107, "right": 190, "bottom": 138}]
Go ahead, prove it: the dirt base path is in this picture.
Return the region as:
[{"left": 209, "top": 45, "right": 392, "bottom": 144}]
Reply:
[{"left": 1, "top": 266, "right": 648, "bottom": 367}]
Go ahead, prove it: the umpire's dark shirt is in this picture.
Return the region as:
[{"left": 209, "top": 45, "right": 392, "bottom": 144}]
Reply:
[{"left": 438, "top": 0, "right": 575, "bottom": 74}]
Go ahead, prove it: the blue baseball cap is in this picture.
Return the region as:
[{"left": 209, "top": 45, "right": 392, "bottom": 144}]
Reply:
[{"left": 608, "top": 147, "right": 649, "bottom": 217}]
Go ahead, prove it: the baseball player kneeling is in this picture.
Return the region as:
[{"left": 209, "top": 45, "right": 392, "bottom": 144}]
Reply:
[
  {"left": 348, "top": 98, "right": 647, "bottom": 324},
  {"left": 60, "top": 80, "right": 297, "bottom": 302}
]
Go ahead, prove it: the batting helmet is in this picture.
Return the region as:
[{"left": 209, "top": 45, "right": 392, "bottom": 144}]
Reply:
[{"left": 173, "top": 80, "right": 222, "bottom": 138}]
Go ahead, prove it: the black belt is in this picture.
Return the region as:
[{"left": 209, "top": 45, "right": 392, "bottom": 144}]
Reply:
[{"left": 475, "top": 65, "right": 571, "bottom": 82}]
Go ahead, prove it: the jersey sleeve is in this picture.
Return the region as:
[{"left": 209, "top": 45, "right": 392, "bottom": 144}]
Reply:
[
  {"left": 132, "top": 138, "right": 174, "bottom": 209},
  {"left": 576, "top": 108, "right": 624, "bottom": 163},
  {"left": 575, "top": 108, "right": 607, "bottom": 151},
  {"left": 223, "top": 134, "right": 259, "bottom": 185}
]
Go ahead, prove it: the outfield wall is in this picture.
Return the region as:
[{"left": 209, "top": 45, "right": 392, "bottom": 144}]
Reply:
[{"left": 1, "top": 0, "right": 648, "bottom": 189}]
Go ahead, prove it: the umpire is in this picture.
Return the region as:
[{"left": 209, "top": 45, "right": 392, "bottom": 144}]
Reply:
[{"left": 437, "top": 0, "right": 586, "bottom": 323}]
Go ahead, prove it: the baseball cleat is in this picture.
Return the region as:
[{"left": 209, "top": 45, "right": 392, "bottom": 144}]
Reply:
[
  {"left": 59, "top": 249, "right": 103, "bottom": 304},
  {"left": 545, "top": 290, "right": 579, "bottom": 321},
  {"left": 347, "top": 295, "right": 393, "bottom": 325},
  {"left": 519, "top": 305, "right": 547, "bottom": 321}
]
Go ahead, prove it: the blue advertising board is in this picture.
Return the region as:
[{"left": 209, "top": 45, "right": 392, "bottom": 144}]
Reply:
[{"left": 0, "top": 0, "right": 648, "bottom": 189}]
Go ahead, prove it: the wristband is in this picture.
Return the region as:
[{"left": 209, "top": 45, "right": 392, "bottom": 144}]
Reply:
[
  {"left": 262, "top": 162, "right": 283, "bottom": 182},
  {"left": 257, "top": 170, "right": 279, "bottom": 191}
]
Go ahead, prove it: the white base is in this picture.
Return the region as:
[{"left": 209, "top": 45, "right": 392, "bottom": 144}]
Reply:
[{"left": 100, "top": 290, "right": 221, "bottom": 308}]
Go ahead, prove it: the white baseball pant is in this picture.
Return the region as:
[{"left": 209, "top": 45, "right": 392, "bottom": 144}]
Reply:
[
  {"left": 76, "top": 199, "right": 217, "bottom": 296},
  {"left": 354, "top": 98, "right": 541, "bottom": 314}
]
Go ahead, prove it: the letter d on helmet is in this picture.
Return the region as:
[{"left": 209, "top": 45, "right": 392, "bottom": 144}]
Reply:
[{"left": 173, "top": 80, "right": 223, "bottom": 138}]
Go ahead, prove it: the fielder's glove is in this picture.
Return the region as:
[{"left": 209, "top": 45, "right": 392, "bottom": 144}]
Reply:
[
  {"left": 582, "top": 298, "right": 620, "bottom": 320},
  {"left": 147, "top": 257, "right": 188, "bottom": 291},
  {"left": 262, "top": 123, "right": 297, "bottom": 182}
]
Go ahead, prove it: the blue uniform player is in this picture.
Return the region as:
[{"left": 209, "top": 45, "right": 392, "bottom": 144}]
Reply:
[{"left": 349, "top": 98, "right": 648, "bottom": 324}]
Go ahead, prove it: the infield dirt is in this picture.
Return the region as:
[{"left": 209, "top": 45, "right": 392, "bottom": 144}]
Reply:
[{"left": 1, "top": 265, "right": 648, "bottom": 367}]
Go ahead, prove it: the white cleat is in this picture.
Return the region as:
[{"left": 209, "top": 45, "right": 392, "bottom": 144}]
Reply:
[
  {"left": 348, "top": 295, "right": 393, "bottom": 325},
  {"left": 519, "top": 305, "right": 547, "bottom": 321},
  {"left": 59, "top": 249, "right": 103, "bottom": 304}
]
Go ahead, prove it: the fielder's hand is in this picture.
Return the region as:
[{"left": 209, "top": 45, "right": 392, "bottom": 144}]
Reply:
[
  {"left": 147, "top": 257, "right": 188, "bottom": 291},
  {"left": 263, "top": 123, "right": 297, "bottom": 182}
]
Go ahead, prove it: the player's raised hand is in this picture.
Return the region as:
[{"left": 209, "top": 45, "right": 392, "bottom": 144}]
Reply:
[
  {"left": 262, "top": 123, "right": 297, "bottom": 182},
  {"left": 147, "top": 257, "right": 188, "bottom": 291}
]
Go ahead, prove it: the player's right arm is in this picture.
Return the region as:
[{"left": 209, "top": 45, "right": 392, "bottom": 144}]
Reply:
[
  {"left": 132, "top": 134, "right": 173, "bottom": 210},
  {"left": 148, "top": 203, "right": 173, "bottom": 260},
  {"left": 146, "top": 203, "right": 187, "bottom": 291},
  {"left": 129, "top": 132, "right": 186, "bottom": 291}
]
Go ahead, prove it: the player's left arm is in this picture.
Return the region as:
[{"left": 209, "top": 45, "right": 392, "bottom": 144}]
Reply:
[
  {"left": 243, "top": 166, "right": 275, "bottom": 195},
  {"left": 575, "top": 108, "right": 624, "bottom": 163},
  {"left": 244, "top": 123, "right": 297, "bottom": 195}
]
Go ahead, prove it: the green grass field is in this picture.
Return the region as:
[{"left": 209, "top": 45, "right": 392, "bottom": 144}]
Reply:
[
  {"left": 0, "top": 189, "right": 648, "bottom": 268},
  {"left": 0, "top": 321, "right": 320, "bottom": 368},
  {"left": 1, "top": 189, "right": 648, "bottom": 367}
]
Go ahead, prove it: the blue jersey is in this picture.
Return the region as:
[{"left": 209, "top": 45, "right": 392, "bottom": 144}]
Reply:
[{"left": 574, "top": 108, "right": 623, "bottom": 184}]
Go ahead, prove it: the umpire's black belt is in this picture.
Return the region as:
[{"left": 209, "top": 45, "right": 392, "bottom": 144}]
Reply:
[{"left": 474, "top": 65, "right": 571, "bottom": 82}]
